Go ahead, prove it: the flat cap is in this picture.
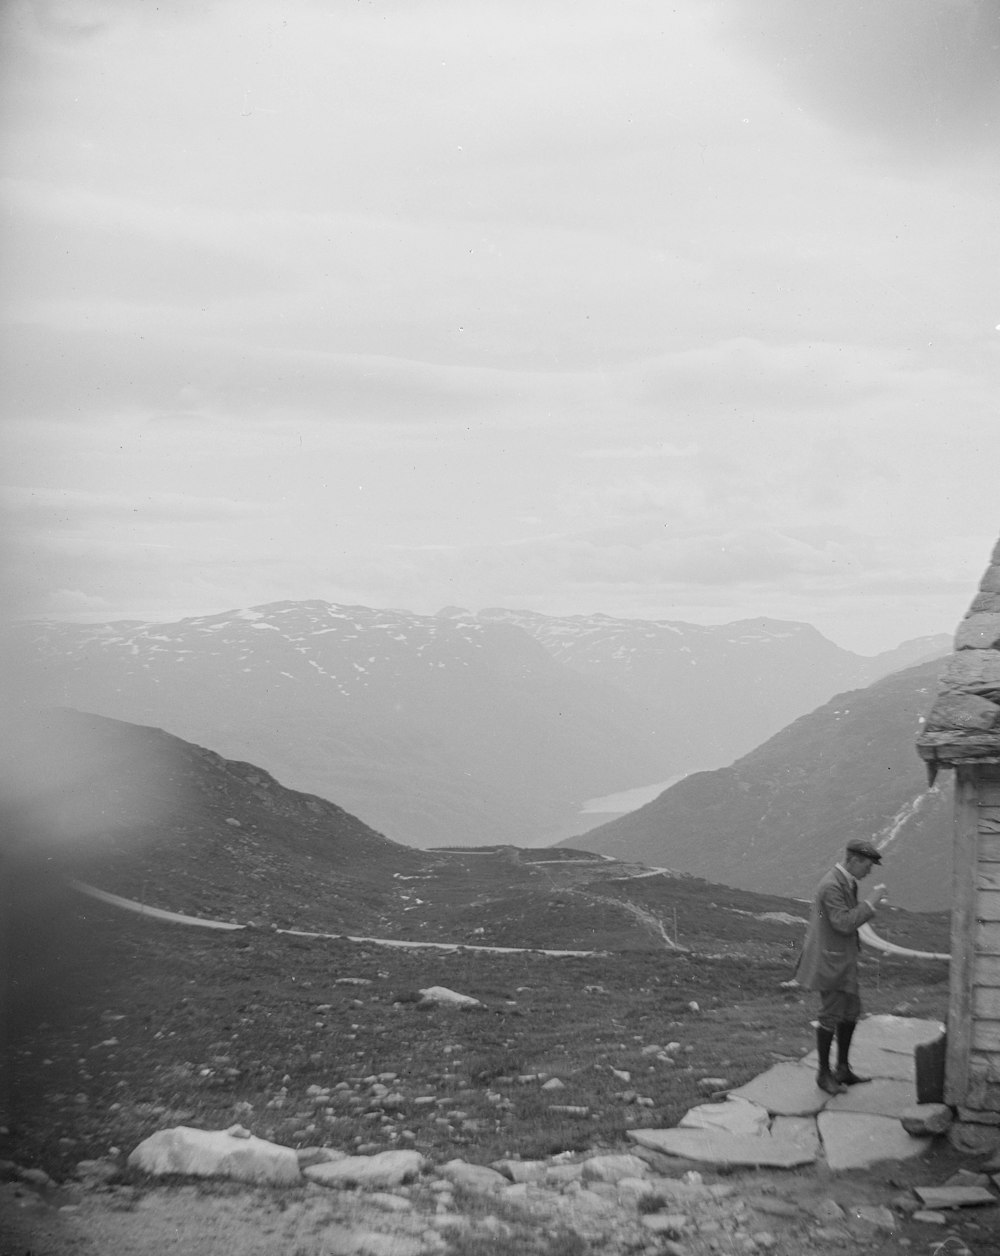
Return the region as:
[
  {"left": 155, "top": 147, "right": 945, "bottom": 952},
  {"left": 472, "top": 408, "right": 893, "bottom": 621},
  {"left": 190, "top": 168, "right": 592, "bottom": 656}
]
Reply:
[{"left": 846, "top": 839, "right": 882, "bottom": 864}]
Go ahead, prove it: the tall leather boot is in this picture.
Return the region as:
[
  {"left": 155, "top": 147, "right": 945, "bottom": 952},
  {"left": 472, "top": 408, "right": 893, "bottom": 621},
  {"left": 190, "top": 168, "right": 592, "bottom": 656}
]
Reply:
[
  {"left": 816, "top": 1026, "right": 846, "bottom": 1095},
  {"left": 834, "top": 1021, "right": 870, "bottom": 1085}
]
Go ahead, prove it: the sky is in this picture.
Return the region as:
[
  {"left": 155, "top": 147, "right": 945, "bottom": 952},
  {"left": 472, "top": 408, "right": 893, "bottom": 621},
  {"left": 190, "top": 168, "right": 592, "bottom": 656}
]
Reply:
[{"left": 1, "top": 0, "right": 998, "bottom": 655}]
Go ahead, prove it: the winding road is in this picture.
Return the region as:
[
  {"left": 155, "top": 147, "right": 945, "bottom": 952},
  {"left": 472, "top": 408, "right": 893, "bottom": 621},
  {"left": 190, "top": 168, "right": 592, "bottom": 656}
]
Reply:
[{"left": 70, "top": 879, "right": 949, "bottom": 962}]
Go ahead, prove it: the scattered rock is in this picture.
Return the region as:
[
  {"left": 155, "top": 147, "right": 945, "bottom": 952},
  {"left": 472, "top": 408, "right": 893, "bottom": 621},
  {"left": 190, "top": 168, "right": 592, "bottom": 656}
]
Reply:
[
  {"left": 491, "top": 1159, "right": 547, "bottom": 1184},
  {"left": 367, "top": 1191, "right": 413, "bottom": 1212},
  {"left": 581, "top": 1154, "right": 649, "bottom": 1183},
  {"left": 696, "top": 1076, "right": 730, "bottom": 1095},
  {"left": 304, "top": 1149, "right": 426, "bottom": 1189},
  {"left": 900, "top": 1103, "right": 953, "bottom": 1136},
  {"left": 416, "top": 987, "right": 483, "bottom": 1009},
  {"left": 851, "top": 1204, "right": 896, "bottom": 1230},
  {"left": 641, "top": 1212, "right": 688, "bottom": 1236},
  {"left": 808, "top": 1198, "right": 845, "bottom": 1223},
  {"left": 913, "top": 1184, "right": 997, "bottom": 1210},
  {"left": 749, "top": 1196, "right": 800, "bottom": 1218},
  {"left": 438, "top": 1160, "right": 508, "bottom": 1193},
  {"left": 944, "top": 1168, "right": 991, "bottom": 1188},
  {"left": 73, "top": 1158, "right": 120, "bottom": 1186},
  {"left": 19, "top": 1168, "right": 55, "bottom": 1189}
]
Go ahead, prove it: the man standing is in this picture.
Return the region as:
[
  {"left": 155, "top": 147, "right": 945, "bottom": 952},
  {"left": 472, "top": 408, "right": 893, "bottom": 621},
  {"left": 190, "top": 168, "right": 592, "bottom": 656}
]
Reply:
[{"left": 795, "top": 839, "right": 888, "bottom": 1095}]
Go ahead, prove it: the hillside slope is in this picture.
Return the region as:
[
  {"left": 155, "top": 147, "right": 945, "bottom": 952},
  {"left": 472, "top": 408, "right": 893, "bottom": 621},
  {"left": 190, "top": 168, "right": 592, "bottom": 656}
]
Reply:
[
  {"left": 2, "top": 707, "right": 426, "bottom": 935},
  {"left": 564, "top": 659, "right": 953, "bottom": 911}
]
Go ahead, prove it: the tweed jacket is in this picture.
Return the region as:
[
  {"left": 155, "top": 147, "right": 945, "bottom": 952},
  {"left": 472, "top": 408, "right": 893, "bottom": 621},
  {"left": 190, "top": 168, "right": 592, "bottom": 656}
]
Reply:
[{"left": 794, "top": 865, "right": 875, "bottom": 993}]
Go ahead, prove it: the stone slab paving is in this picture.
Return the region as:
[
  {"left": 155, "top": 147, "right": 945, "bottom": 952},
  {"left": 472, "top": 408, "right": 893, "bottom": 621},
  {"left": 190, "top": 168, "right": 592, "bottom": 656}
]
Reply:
[
  {"left": 770, "top": 1115, "right": 822, "bottom": 1158},
  {"left": 801, "top": 1042, "right": 917, "bottom": 1081},
  {"left": 851, "top": 1014, "right": 946, "bottom": 1054},
  {"left": 633, "top": 1015, "right": 946, "bottom": 1173},
  {"left": 728, "top": 1061, "right": 828, "bottom": 1116},
  {"left": 678, "top": 1096, "right": 771, "bottom": 1136},
  {"left": 628, "top": 1127, "right": 818, "bottom": 1169},
  {"left": 823, "top": 1077, "right": 918, "bottom": 1119},
  {"left": 817, "top": 1112, "right": 932, "bottom": 1170}
]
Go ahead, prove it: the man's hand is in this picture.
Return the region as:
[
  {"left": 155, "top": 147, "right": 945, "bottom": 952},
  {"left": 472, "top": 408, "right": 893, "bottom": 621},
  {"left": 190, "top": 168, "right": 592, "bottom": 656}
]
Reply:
[{"left": 868, "top": 883, "right": 888, "bottom": 907}]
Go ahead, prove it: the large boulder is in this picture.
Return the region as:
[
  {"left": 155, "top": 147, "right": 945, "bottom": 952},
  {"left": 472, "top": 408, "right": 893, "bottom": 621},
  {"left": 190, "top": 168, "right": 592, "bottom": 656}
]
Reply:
[{"left": 128, "top": 1127, "right": 301, "bottom": 1185}]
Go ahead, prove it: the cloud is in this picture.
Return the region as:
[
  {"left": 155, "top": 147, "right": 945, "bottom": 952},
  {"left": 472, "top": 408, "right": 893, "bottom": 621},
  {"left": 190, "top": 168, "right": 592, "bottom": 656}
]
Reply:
[
  {"left": 626, "top": 339, "right": 943, "bottom": 415},
  {"left": 720, "top": 0, "right": 1000, "bottom": 165},
  {"left": 579, "top": 442, "right": 699, "bottom": 460},
  {"left": 1, "top": 485, "right": 264, "bottom": 524}
]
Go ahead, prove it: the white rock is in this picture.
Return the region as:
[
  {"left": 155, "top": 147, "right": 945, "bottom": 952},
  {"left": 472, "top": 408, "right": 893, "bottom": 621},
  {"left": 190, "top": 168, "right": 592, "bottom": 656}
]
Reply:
[
  {"left": 581, "top": 1154, "right": 650, "bottom": 1183},
  {"left": 541, "top": 1078, "right": 565, "bottom": 1091},
  {"left": 304, "top": 1150, "right": 426, "bottom": 1189},
  {"left": 74, "top": 1158, "right": 119, "bottom": 1185},
  {"left": 641, "top": 1212, "right": 688, "bottom": 1236},
  {"left": 417, "top": 987, "right": 483, "bottom": 1008},
  {"left": 853, "top": 1204, "right": 896, "bottom": 1230},
  {"left": 128, "top": 1127, "right": 300, "bottom": 1186},
  {"left": 367, "top": 1191, "right": 413, "bottom": 1212},
  {"left": 697, "top": 1076, "right": 730, "bottom": 1094},
  {"left": 438, "top": 1160, "right": 508, "bottom": 1192},
  {"left": 491, "top": 1160, "right": 541, "bottom": 1183}
]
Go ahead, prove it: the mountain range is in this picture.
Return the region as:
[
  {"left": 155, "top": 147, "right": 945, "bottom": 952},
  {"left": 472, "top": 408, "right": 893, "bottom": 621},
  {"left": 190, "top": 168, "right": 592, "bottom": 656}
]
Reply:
[
  {"left": 0, "top": 600, "right": 949, "bottom": 850},
  {"left": 563, "top": 658, "right": 953, "bottom": 910}
]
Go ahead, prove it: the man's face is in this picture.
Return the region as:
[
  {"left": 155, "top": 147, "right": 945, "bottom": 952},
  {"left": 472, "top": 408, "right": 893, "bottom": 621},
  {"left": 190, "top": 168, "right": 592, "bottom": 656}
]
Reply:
[{"left": 846, "top": 854, "right": 875, "bottom": 879}]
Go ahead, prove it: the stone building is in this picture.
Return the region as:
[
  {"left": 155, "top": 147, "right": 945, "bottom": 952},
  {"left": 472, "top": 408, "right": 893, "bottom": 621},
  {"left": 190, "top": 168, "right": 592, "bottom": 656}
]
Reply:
[{"left": 916, "top": 537, "right": 1000, "bottom": 1144}]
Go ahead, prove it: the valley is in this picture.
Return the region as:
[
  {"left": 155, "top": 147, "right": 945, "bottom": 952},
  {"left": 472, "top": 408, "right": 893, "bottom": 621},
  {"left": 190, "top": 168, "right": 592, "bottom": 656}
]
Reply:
[{"left": 0, "top": 600, "right": 949, "bottom": 854}]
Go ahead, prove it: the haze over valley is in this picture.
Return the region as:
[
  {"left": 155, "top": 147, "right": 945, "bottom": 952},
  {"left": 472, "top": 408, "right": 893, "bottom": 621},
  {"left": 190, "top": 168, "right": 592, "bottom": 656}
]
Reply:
[{"left": 2, "top": 598, "right": 953, "bottom": 907}]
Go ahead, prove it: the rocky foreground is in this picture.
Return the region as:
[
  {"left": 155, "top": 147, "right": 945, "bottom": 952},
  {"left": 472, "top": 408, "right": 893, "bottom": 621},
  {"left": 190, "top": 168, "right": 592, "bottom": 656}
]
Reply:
[
  {"left": 4, "top": 1131, "right": 1000, "bottom": 1256},
  {"left": 5, "top": 1013, "right": 1000, "bottom": 1256}
]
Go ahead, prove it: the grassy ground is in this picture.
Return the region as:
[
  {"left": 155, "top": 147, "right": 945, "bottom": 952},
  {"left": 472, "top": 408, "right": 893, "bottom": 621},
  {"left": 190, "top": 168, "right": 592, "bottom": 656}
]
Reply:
[{"left": 3, "top": 879, "right": 950, "bottom": 1183}]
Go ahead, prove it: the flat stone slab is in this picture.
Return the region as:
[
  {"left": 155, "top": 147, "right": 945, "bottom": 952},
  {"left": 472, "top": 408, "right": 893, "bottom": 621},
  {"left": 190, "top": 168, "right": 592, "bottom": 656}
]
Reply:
[
  {"left": 851, "top": 1015, "right": 945, "bottom": 1055},
  {"left": 823, "top": 1078, "right": 917, "bottom": 1119},
  {"left": 914, "top": 1185, "right": 998, "bottom": 1210},
  {"left": 679, "top": 1097, "right": 771, "bottom": 1137},
  {"left": 729, "top": 1063, "right": 828, "bottom": 1116},
  {"left": 628, "top": 1127, "right": 817, "bottom": 1168},
  {"left": 817, "top": 1112, "right": 931, "bottom": 1170},
  {"left": 772, "top": 1116, "right": 821, "bottom": 1158},
  {"left": 802, "top": 1043, "right": 915, "bottom": 1082}
]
